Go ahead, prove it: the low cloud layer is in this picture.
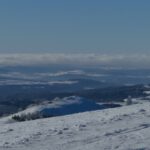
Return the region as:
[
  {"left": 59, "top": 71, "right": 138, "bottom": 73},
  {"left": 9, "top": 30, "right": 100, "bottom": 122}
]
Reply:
[{"left": 0, "top": 53, "right": 149, "bottom": 68}]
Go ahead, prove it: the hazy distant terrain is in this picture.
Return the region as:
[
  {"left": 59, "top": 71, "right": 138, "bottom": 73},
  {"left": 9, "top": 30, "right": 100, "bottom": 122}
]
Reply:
[
  {"left": 0, "top": 66, "right": 150, "bottom": 116},
  {"left": 1, "top": 66, "right": 150, "bottom": 85}
]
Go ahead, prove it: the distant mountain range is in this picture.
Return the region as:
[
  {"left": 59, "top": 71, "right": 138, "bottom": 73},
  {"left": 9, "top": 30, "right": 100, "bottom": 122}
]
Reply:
[
  {"left": 0, "top": 83, "right": 149, "bottom": 117},
  {"left": 0, "top": 66, "right": 150, "bottom": 117}
]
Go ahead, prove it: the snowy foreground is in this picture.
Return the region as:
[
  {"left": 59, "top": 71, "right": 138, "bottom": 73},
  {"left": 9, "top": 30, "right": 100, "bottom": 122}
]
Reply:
[{"left": 1, "top": 102, "right": 150, "bottom": 150}]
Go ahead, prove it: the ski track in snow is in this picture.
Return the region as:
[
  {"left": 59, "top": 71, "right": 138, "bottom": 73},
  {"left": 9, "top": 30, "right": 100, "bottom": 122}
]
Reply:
[{"left": 0, "top": 102, "right": 150, "bottom": 150}]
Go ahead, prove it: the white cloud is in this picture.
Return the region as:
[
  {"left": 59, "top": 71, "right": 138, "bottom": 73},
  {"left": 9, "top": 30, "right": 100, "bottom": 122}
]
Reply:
[
  {"left": 0, "top": 53, "right": 149, "bottom": 68},
  {"left": 37, "top": 70, "right": 85, "bottom": 77}
]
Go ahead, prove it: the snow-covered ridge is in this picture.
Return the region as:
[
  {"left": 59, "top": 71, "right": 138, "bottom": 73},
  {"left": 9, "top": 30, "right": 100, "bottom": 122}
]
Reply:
[
  {"left": 0, "top": 101, "right": 150, "bottom": 150},
  {"left": 11, "top": 96, "right": 120, "bottom": 121},
  {"left": 16, "top": 96, "right": 101, "bottom": 114}
]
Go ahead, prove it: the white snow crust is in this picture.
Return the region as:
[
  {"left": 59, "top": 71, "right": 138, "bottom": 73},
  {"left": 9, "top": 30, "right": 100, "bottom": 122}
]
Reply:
[{"left": 0, "top": 101, "right": 150, "bottom": 150}]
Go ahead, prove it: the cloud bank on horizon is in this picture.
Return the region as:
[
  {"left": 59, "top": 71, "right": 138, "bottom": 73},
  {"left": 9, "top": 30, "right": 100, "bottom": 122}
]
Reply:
[{"left": 0, "top": 53, "right": 149, "bottom": 69}]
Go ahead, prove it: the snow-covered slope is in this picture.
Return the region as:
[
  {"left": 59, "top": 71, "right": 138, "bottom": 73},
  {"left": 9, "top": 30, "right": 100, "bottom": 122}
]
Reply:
[
  {"left": 13, "top": 96, "right": 102, "bottom": 118},
  {"left": 0, "top": 101, "right": 150, "bottom": 150},
  {"left": 13, "top": 96, "right": 120, "bottom": 119}
]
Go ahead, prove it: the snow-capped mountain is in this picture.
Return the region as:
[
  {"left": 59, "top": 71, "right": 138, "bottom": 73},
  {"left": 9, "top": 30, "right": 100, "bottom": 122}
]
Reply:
[
  {"left": 0, "top": 100, "right": 150, "bottom": 150},
  {"left": 11, "top": 96, "right": 121, "bottom": 121}
]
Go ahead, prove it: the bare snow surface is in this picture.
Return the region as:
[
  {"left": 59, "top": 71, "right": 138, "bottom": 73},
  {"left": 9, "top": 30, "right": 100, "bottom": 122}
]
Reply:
[{"left": 1, "top": 101, "right": 150, "bottom": 150}]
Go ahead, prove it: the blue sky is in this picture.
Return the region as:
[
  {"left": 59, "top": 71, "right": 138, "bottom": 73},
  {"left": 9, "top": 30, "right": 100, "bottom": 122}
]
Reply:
[{"left": 0, "top": 0, "right": 150, "bottom": 54}]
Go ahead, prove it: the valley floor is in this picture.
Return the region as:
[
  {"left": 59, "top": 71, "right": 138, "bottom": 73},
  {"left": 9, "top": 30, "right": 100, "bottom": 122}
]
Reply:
[{"left": 0, "top": 101, "right": 150, "bottom": 150}]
